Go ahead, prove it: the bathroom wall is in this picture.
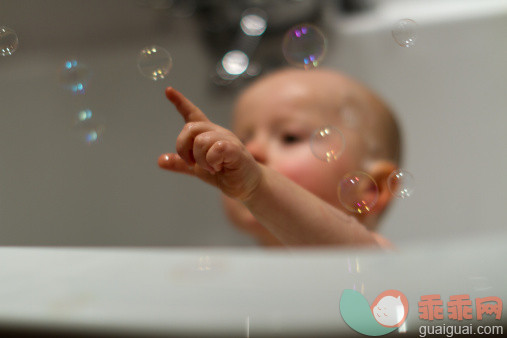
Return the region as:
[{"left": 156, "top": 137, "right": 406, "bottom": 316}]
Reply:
[{"left": 1, "top": 0, "right": 506, "bottom": 246}]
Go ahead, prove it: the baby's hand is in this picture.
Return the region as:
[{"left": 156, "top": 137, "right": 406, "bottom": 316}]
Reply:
[{"left": 158, "top": 87, "right": 262, "bottom": 201}]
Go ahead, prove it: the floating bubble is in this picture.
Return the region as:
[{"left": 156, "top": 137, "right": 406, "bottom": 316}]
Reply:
[
  {"left": 310, "top": 126, "right": 345, "bottom": 162},
  {"left": 0, "top": 26, "right": 18, "bottom": 56},
  {"left": 74, "top": 108, "right": 94, "bottom": 124},
  {"left": 72, "top": 108, "right": 105, "bottom": 145},
  {"left": 282, "top": 23, "right": 327, "bottom": 69},
  {"left": 392, "top": 19, "right": 417, "bottom": 48},
  {"left": 338, "top": 171, "right": 379, "bottom": 214},
  {"left": 137, "top": 45, "right": 173, "bottom": 80},
  {"left": 222, "top": 50, "right": 249, "bottom": 76},
  {"left": 387, "top": 169, "right": 415, "bottom": 198},
  {"left": 244, "top": 62, "right": 261, "bottom": 78},
  {"left": 58, "top": 60, "right": 91, "bottom": 94},
  {"left": 240, "top": 8, "right": 267, "bottom": 37},
  {"left": 196, "top": 256, "right": 212, "bottom": 272}
]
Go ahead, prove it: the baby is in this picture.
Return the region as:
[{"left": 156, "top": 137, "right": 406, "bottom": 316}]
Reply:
[{"left": 158, "top": 68, "right": 401, "bottom": 248}]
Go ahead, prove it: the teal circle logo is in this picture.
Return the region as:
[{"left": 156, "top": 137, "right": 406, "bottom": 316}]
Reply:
[{"left": 340, "top": 289, "right": 409, "bottom": 336}]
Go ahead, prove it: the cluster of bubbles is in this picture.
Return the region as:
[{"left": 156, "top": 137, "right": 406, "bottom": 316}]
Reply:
[
  {"left": 0, "top": 26, "right": 18, "bottom": 56},
  {"left": 387, "top": 18, "right": 417, "bottom": 199},
  {"left": 0, "top": 39, "right": 173, "bottom": 146},
  {"left": 57, "top": 60, "right": 105, "bottom": 145},
  {"left": 58, "top": 60, "right": 91, "bottom": 95},
  {"left": 4, "top": 12, "right": 417, "bottom": 209},
  {"left": 72, "top": 108, "right": 106, "bottom": 146},
  {"left": 211, "top": 8, "right": 267, "bottom": 86},
  {"left": 55, "top": 45, "right": 174, "bottom": 145},
  {"left": 1, "top": 24, "right": 108, "bottom": 146},
  {"left": 336, "top": 168, "right": 415, "bottom": 214},
  {"left": 308, "top": 118, "right": 415, "bottom": 214},
  {"left": 289, "top": 17, "right": 417, "bottom": 214},
  {"left": 280, "top": 18, "right": 417, "bottom": 70}
]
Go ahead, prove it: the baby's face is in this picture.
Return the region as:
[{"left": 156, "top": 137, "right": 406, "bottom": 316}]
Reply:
[{"left": 222, "top": 71, "right": 369, "bottom": 241}]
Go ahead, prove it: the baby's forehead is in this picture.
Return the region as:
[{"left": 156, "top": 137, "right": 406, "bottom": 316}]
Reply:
[
  {"left": 233, "top": 89, "right": 340, "bottom": 129},
  {"left": 239, "top": 70, "right": 378, "bottom": 109},
  {"left": 233, "top": 70, "right": 376, "bottom": 124}
]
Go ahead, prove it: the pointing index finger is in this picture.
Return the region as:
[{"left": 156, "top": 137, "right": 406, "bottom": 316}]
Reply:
[{"left": 165, "top": 87, "right": 210, "bottom": 123}]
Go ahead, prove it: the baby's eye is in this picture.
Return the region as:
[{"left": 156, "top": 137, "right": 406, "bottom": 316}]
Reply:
[
  {"left": 239, "top": 135, "right": 252, "bottom": 145},
  {"left": 238, "top": 129, "right": 254, "bottom": 145},
  {"left": 282, "top": 134, "right": 301, "bottom": 144}
]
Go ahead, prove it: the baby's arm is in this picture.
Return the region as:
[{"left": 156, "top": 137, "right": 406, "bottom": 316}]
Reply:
[
  {"left": 159, "top": 88, "right": 390, "bottom": 248},
  {"left": 241, "top": 165, "right": 382, "bottom": 247}
]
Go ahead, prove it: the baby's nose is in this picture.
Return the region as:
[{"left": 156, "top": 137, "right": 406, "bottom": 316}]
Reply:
[{"left": 245, "top": 138, "right": 267, "bottom": 164}]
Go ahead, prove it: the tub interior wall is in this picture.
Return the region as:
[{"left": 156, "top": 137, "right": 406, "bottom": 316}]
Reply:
[{"left": 0, "top": 0, "right": 506, "bottom": 246}]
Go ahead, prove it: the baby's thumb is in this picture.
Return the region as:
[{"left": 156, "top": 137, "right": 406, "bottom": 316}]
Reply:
[
  {"left": 158, "top": 153, "right": 219, "bottom": 188},
  {"left": 158, "top": 153, "right": 195, "bottom": 176}
]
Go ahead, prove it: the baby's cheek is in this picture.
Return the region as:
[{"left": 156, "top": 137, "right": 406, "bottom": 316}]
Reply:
[{"left": 274, "top": 155, "right": 343, "bottom": 203}]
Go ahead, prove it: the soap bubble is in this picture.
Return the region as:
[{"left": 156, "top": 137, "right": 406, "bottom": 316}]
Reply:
[
  {"left": 392, "top": 19, "right": 417, "bottom": 48},
  {"left": 58, "top": 60, "right": 91, "bottom": 94},
  {"left": 222, "top": 50, "right": 249, "bottom": 76},
  {"left": 310, "top": 126, "right": 345, "bottom": 162},
  {"left": 196, "top": 256, "right": 212, "bottom": 271},
  {"left": 0, "top": 26, "right": 18, "bottom": 56},
  {"left": 137, "top": 45, "right": 173, "bottom": 80},
  {"left": 72, "top": 108, "right": 105, "bottom": 145},
  {"left": 282, "top": 23, "right": 327, "bottom": 69},
  {"left": 240, "top": 8, "right": 267, "bottom": 37},
  {"left": 244, "top": 62, "right": 261, "bottom": 78},
  {"left": 387, "top": 169, "right": 415, "bottom": 198},
  {"left": 338, "top": 171, "right": 379, "bottom": 214}
]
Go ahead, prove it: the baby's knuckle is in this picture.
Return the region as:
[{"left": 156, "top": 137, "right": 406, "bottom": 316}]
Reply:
[
  {"left": 175, "top": 134, "right": 186, "bottom": 148},
  {"left": 194, "top": 133, "right": 210, "bottom": 147},
  {"left": 175, "top": 144, "right": 185, "bottom": 157},
  {"left": 183, "top": 122, "right": 198, "bottom": 133},
  {"left": 214, "top": 140, "right": 227, "bottom": 153}
]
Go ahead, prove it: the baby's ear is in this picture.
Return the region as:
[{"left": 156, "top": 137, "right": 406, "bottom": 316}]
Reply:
[{"left": 364, "top": 160, "right": 398, "bottom": 217}]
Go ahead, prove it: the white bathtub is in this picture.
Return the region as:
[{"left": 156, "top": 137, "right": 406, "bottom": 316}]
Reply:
[{"left": 0, "top": 231, "right": 505, "bottom": 337}]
